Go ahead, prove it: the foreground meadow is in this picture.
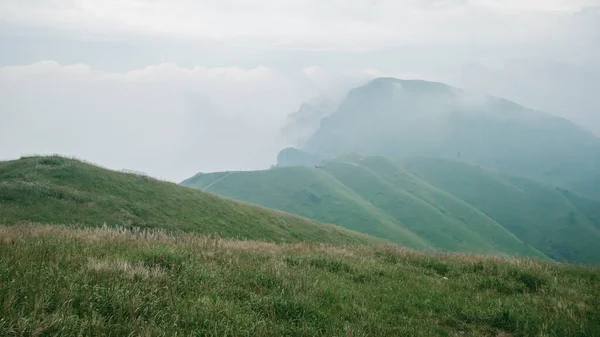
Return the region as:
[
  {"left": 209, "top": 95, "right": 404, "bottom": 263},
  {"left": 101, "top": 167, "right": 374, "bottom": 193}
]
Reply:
[{"left": 1, "top": 225, "right": 599, "bottom": 336}]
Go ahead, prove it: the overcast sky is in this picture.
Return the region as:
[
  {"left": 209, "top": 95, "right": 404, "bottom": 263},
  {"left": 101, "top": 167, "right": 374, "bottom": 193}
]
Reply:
[{"left": 1, "top": 0, "right": 599, "bottom": 181}]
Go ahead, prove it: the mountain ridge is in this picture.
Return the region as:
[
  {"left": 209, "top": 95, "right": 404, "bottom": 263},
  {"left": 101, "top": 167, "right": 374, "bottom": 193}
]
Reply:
[
  {"left": 282, "top": 77, "right": 600, "bottom": 200},
  {"left": 183, "top": 155, "right": 600, "bottom": 263},
  {"left": 0, "top": 155, "right": 377, "bottom": 245}
]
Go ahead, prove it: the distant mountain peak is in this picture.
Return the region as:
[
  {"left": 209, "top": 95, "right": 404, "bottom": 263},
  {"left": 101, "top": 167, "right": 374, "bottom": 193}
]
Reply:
[{"left": 279, "top": 77, "right": 600, "bottom": 200}]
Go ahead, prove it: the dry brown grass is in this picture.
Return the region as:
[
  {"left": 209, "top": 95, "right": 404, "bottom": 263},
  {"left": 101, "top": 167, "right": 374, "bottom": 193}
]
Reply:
[
  {"left": 0, "top": 223, "right": 551, "bottom": 268},
  {"left": 87, "top": 257, "right": 165, "bottom": 280}
]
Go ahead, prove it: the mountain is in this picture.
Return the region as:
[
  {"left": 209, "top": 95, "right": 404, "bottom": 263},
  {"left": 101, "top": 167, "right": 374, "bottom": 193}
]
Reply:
[
  {"left": 401, "top": 157, "right": 600, "bottom": 264},
  {"left": 277, "top": 147, "right": 324, "bottom": 168},
  {"left": 280, "top": 102, "right": 334, "bottom": 147},
  {"left": 282, "top": 78, "right": 600, "bottom": 200},
  {"left": 0, "top": 156, "right": 375, "bottom": 245},
  {"left": 183, "top": 155, "right": 600, "bottom": 263},
  {"left": 184, "top": 161, "right": 433, "bottom": 251}
]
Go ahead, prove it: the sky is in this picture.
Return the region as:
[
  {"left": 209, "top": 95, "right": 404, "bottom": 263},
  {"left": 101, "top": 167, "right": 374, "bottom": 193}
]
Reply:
[{"left": 1, "top": 0, "right": 599, "bottom": 181}]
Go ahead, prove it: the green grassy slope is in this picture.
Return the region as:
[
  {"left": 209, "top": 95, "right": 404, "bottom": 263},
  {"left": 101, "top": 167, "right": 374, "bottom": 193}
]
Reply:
[
  {"left": 0, "top": 156, "right": 375, "bottom": 245},
  {"left": 322, "top": 160, "right": 508, "bottom": 254},
  {"left": 401, "top": 157, "right": 600, "bottom": 264},
  {"left": 183, "top": 166, "right": 430, "bottom": 250},
  {"left": 348, "top": 156, "right": 544, "bottom": 257},
  {"left": 182, "top": 156, "right": 546, "bottom": 259},
  {"left": 563, "top": 192, "right": 600, "bottom": 231},
  {"left": 2, "top": 225, "right": 599, "bottom": 336}
]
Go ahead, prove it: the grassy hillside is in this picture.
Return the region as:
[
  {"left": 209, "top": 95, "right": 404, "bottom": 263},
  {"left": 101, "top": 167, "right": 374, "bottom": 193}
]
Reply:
[
  {"left": 183, "top": 166, "right": 431, "bottom": 251},
  {"left": 182, "top": 157, "right": 546, "bottom": 259},
  {"left": 401, "top": 157, "right": 600, "bottom": 264},
  {"left": 183, "top": 155, "right": 600, "bottom": 263},
  {"left": 2, "top": 224, "right": 599, "bottom": 336},
  {"left": 0, "top": 156, "right": 374, "bottom": 245},
  {"left": 321, "top": 158, "right": 541, "bottom": 257}
]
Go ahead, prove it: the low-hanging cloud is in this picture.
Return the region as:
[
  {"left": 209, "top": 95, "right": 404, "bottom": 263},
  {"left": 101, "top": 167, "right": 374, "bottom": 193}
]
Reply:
[{"left": 0, "top": 61, "right": 379, "bottom": 181}]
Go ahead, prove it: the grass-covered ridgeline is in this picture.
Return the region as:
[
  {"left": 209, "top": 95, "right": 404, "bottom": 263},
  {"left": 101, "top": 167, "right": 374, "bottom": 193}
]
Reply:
[
  {"left": 0, "top": 155, "right": 373, "bottom": 246},
  {"left": 1, "top": 224, "right": 598, "bottom": 336},
  {"left": 182, "top": 155, "right": 600, "bottom": 263}
]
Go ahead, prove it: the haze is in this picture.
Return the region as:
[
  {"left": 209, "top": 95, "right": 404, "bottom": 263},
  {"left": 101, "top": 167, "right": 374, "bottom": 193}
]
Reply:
[{"left": 1, "top": 0, "right": 599, "bottom": 181}]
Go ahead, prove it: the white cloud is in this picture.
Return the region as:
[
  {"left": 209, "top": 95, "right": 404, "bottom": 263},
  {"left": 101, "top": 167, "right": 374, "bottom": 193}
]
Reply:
[
  {"left": 469, "top": 0, "right": 598, "bottom": 11},
  {"left": 1, "top": 1, "right": 599, "bottom": 179},
  {"left": 0, "top": 61, "right": 380, "bottom": 181},
  {"left": 1, "top": 0, "right": 597, "bottom": 51}
]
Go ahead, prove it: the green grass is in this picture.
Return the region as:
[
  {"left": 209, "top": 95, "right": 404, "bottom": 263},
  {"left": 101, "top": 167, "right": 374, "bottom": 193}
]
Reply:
[
  {"left": 0, "top": 156, "right": 374, "bottom": 245},
  {"left": 184, "top": 165, "right": 432, "bottom": 250},
  {"left": 401, "top": 157, "right": 600, "bottom": 264},
  {"left": 1, "top": 224, "right": 599, "bottom": 336},
  {"left": 182, "top": 155, "right": 600, "bottom": 264},
  {"left": 321, "top": 158, "right": 542, "bottom": 257},
  {"left": 2, "top": 155, "right": 598, "bottom": 335},
  {"left": 182, "top": 156, "right": 546, "bottom": 260}
]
